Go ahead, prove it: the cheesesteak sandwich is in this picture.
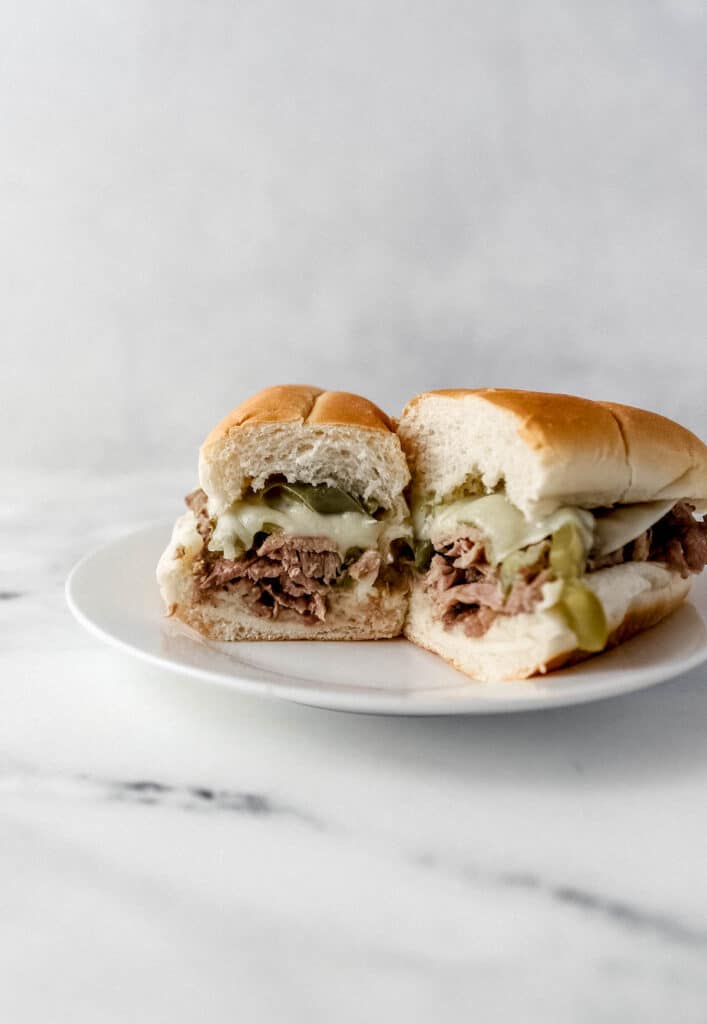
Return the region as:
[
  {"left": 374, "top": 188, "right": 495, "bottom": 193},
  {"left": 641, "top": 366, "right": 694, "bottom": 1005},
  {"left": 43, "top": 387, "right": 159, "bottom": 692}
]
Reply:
[
  {"left": 399, "top": 389, "right": 707, "bottom": 681},
  {"left": 158, "top": 385, "right": 412, "bottom": 639}
]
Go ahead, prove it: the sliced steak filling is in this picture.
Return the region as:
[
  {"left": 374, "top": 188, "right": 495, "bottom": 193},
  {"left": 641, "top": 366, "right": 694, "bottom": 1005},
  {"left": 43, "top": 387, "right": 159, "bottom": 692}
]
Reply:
[
  {"left": 587, "top": 501, "right": 707, "bottom": 578},
  {"left": 185, "top": 488, "right": 214, "bottom": 544},
  {"left": 425, "top": 541, "right": 552, "bottom": 639},
  {"left": 197, "top": 534, "right": 344, "bottom": 623},
  {"left": 184, "top": 490, "right": 382, "bottom": 623},
  {"left": 426, "top": 500, "right": 707, "bottom": 639}
]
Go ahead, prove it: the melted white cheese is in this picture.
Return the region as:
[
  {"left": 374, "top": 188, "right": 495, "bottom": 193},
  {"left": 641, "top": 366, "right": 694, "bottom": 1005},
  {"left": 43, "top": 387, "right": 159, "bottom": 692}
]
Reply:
[
  {"left": 418, "top": 493, "right": 595, "bottom": 565},
  {"left": 418, "top": 492, "right": 683, "bottom": 565},
  {"left": 209, "top": 500, "right": 385, "bottom": 559},
  {"left": 592, "top": 500, "right": 675, "bottom": 556}
]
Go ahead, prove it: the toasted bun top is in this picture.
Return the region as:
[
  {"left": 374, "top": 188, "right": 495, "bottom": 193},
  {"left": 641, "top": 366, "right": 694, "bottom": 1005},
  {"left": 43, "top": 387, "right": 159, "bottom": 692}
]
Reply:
[
  {"left": 199, "top": 385, "right": 408, "bottom": 513},
  {"left": 599, "top": 400, "right": 707, "bottom": 502},
  {"left": 399, "top": 388, "right": 707, "bottom": 516},
  {"left": 203, "top": 385, "right": 394, "bottom": 446}
]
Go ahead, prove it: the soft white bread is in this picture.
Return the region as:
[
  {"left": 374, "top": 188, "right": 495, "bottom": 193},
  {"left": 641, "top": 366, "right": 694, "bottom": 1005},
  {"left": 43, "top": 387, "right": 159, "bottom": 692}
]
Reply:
[
  {"left": 200, "top": 385, "right": 410, "bottom": 514},
  {"left": 157, "top": 513, "right": 406, "bottom": 640},
  {"left": 166, "top": 593, "right": 404, "bottom": 641},
  {"left": 404, "top": 562, "right": 691, "bottom": 681},
  {"left": 398, "top": 389, "right": 707, "bottom": 518}
]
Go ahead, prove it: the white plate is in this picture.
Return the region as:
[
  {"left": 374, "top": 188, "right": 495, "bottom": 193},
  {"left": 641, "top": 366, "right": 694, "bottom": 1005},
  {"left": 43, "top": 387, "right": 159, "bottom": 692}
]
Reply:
[{"left": 66, "top": 523, "right": 707, "bottom": 715}]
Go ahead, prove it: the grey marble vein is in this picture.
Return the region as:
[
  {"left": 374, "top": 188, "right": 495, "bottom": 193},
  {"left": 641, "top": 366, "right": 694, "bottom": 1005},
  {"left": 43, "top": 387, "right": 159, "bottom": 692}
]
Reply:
[
  {"left": 103, "top": 776, "right": 326, "bottom": 829},
  {"left": 412, "top": 852, "right": 707, "bottom": 950},
  {"left": 2, "top": 1, "right": 707, "bottom": 1013},
  {"left": 0, "top": 767, "right": 326, "bottom": 832}
]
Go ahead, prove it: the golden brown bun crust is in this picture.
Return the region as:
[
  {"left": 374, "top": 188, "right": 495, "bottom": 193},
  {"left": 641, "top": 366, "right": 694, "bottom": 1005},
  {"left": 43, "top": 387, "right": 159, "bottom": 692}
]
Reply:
[
  {"left": 599, "top": 400, "right": 707, "bottom": 499},
  {"left": 168, "top": 602, "right": 404, "bottom": 641},
  {"left": 406, "top": 389, "right": 612, "bottom": 447},
  {"left": 482, "top": 389, "right": 625, "bottom": 463},
  {"left": 402, "top": 388, "right": 707, "bottom": 500},
  {"left": 405, "top": 388, "right": 621, "bottom": 449},
  {"left": 204, "top": 385, "right": 394, "bottom": 448}
]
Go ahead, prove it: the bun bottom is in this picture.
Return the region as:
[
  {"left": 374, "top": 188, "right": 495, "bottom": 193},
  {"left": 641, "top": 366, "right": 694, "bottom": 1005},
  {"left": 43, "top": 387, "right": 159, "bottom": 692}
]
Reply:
[
  {"left": 404, "top": 562, "right": 691, "bottom": 682},
  {"left": 166, "top": 587, "right": 406, "bottom": 642},
  {"left": 157, "top": 515, "right": 406, "bottom": 642}
]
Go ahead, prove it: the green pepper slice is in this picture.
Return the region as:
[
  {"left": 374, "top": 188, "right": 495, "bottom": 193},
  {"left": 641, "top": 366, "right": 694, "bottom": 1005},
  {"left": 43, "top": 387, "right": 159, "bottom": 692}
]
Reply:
[
  {"left": 549, "top": 522, "right": 587, "bottom": 579},
  {"left": 262, "top": 482, "right": 369, "bottom": 516},
  {"left": 413, "top": 539, "right": 433, "bottom": 572},
  {"left": 557, "top": 579, "right": 608, "bottom": 652}
]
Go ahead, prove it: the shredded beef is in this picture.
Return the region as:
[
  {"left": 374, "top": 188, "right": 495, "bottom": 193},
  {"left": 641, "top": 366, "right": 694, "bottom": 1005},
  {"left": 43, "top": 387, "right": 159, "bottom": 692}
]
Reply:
[
  {"left": 185, "top": 488, "right": 213, "bottom": 543},
  {"left": 503, "top": 570, "right": 555, "bottom": 614},
  {"left": 195, "top": 534, "right": 344, "bottom": 622},
  {"left": 630, "top": 529, "right": 652, "bottom": 562},
  {"left": 425, "top": 500, "right": 707, "bottom": 639},
  {"left": 587, "top": 501, "right": 707, "bottom": 578},
  {"left": 443, "top": 532, "right": 487, "bottom": 569},
  {"left": 426, "top": 544, "right": 552, "bottom": 639},
  {"left": 587, "top": 536, "right": 647, "bottom": 571},
  {"left": 437, "top": 579, "right": 506, "bottom": 613},
  {"left": 651, "top": 502, "right": 707, "bottom": 577},
  {"left": 453, "top": 605, "right": 500, "bottom": 639},
  {"left": 185, "top": 492, "right": 383, "bottom": 623},
  {"left": 256, "top": 533, "right": 342, "bottom": 583},
  {"left": 426, "top": 553, "right": 464, "bottom": 593},
  {"left": 348, "top": 550, "right": 382, "bottom": 582}
]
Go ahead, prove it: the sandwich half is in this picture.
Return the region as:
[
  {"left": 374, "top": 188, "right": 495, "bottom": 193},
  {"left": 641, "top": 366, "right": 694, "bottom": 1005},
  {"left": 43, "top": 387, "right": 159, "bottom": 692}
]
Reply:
[
  {"left": 399, "top": 389, "right": 707, "bottom": 681},
  {"left": 158, "top": 385, "right": 412, "bottom": 640}
]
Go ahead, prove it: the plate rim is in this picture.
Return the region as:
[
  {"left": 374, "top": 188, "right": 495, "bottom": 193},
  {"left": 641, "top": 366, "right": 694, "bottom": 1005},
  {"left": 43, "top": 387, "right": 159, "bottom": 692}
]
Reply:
[{"left": 65, "top": 522, "right": 707, "bottom": 716}]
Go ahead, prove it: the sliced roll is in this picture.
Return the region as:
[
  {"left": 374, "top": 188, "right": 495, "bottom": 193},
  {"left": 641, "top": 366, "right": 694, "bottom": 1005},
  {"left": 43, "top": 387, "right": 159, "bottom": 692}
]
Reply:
[
  {"left": 158, "top": 385, "right": 412, "bottom": 640},
  {"left": 399, "top": 389, "right": 707, "bottom": 681}
]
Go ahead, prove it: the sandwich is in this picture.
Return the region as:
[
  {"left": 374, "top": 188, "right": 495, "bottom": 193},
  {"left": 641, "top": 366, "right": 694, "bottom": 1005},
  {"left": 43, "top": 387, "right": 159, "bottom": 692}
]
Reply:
[
  {"left": 157, "top": 385, "right": 412, "bottom": 640},
  {"left": 398, "top": 389, "right": 707, "bottom": 681}
]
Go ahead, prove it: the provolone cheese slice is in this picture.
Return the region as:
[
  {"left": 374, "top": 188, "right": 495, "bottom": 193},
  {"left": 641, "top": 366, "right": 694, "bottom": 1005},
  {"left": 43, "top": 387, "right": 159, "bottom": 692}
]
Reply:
[
  {"left": 419, "top": 494, "right": 595, "bottom": 565},
  {"left": 209, "top": 501, "right": 384, "bottom": 559},
  {"left": 592, "top": 500, "right": 675, "bottom": 557},
  {"left": 418, "top": 493, "right": 683, "bottom": 564}
]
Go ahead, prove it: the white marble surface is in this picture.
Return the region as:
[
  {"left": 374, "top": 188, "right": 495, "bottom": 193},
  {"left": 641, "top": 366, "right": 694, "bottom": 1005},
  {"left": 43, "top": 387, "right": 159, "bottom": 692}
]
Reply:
[
  {"left": 2, "top": 470, "right": 707, "bottom": 1022},
  {"left": 3, "top": 1, "right": 707, "bottom": 1018}
]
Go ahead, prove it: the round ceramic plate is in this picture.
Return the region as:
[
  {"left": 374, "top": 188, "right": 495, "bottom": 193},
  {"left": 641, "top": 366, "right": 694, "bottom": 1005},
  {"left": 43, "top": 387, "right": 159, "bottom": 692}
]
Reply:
[{"left": 66, "top": 523, "right": 707, "bottom": 715}]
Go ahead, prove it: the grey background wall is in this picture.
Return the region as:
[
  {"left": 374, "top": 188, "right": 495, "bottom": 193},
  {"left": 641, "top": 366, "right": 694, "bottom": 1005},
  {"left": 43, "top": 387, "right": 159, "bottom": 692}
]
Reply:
[{"left": 3, "top": 0, "right": 705, "bottom": 475}]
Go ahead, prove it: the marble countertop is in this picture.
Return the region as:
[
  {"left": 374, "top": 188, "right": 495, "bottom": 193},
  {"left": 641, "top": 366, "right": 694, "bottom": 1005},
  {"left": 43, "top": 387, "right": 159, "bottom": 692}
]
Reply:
[{"left": 3, "top": 470, "right": 707, "bottom": 1023}]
